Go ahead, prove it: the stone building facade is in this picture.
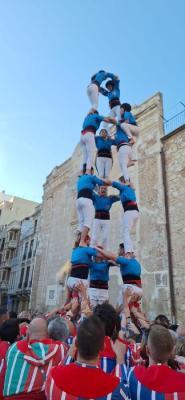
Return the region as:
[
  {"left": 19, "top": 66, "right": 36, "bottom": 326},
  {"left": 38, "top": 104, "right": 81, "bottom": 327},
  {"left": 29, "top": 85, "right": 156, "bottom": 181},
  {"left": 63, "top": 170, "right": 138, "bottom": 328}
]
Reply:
[
  {"left": 32, "top": 92, "right": 185, "bottom": 322},
  {"left": 8, "top": 205, "right": 41, "bottom": 312}
]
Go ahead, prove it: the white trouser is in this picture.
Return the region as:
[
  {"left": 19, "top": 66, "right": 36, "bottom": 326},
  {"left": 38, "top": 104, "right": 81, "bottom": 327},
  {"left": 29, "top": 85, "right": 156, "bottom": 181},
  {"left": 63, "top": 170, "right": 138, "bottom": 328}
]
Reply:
[
  {"left": 102, "top": 105, "right": 120, "bottom": 130},
  {"left": 96, "top": 157, "right": 113, "bottom": 178},
  {"left": 89, "top": 288, "right": 109, "bottom": 307},
  {"left": 87, "top": 83, "right": 99, "bottom": 110},
  {"left": 118, "top": 145, "right": 132, "bottom": 181},
  {"left": 122, "top": 210, "right": 139, "bottom": 253},
  {"left": 67, "top": 277, "right": 89, "bottom": 290},
  {"left": 91, "top": 219, "right": 110, "bottom": 249},
  {"left": 80, "top": 132, "right": 96, "bottom": 170},
  {"left": 120, "top": 122, "right": 140, "bottom": 139},
  {"left": 76, "top": 198, "right": 95, "bottom": 231},
  {"left": 117, "top": 284, "right": 143, "bottom": 307}
]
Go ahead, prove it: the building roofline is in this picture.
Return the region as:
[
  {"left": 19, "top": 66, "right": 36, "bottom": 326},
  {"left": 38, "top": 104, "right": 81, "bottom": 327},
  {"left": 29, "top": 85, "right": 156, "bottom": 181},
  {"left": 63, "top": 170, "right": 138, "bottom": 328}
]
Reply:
[{"left": 161, "top": 123, "right": 185, "bottom": 141}]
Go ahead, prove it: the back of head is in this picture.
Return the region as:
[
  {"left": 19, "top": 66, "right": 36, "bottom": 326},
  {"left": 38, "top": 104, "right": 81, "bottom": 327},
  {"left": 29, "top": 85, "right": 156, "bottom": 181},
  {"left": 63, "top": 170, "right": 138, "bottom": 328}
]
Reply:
[
  {"left": 28, "top": 317, "right": 48, "bottom": 341},
  {"left": 77, "top": 315, "right": 105, "bottom": 360},
  {"left": 9, "top": 311, "right": 18, "bottom": 319},
  {"left": 147, "top": 325, "right": 174, "bottom": 363},
  {"left": 119, "top": 176, "right": 126, "bottom": 184},
  {"left": 48, "top": 317, "right": 69, "bottom": 342},
  {"left": 154, "top": 314, "right": 170, "bottom": 329},
  {"left": 94, "top": 303, "right": 118, "bottom": 339},
  {"left": 121, "top": 103, "right": 131, "bottom": 112},
  {"left": 0, "top": 319, "right": 19, "bottom": 344}
]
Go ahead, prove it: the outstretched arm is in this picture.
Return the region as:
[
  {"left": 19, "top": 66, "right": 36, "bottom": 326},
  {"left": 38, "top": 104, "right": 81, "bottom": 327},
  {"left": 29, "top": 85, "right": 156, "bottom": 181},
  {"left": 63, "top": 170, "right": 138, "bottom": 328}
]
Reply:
[
  {"left": 103, "top": 116, "right": 117, "bottom": 124},
  {"left": 95, "top": 247, "right": 117, "bottom": 262},
  {"left": 99, "top": 87, "right": 108, "bottom": 96}
]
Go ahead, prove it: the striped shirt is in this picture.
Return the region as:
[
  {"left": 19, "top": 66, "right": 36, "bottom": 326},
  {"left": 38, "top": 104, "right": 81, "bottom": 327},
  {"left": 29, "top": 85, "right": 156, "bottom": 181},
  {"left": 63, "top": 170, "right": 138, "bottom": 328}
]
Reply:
[
  {"left": 3, "top": 339, "right": 67, "bottom": 397},
  {"left": 45, "top": 361, "right": 130, "bottom": 400},
  {"left": 127, "top": 364, "right": 185, "bottom": 399}
]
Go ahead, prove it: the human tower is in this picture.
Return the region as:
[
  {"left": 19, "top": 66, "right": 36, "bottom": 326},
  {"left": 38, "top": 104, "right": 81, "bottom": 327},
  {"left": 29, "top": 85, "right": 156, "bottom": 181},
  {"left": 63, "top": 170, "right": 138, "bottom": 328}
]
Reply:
[{"left": 65, "top": 70, "right": 149, "bottom": 333}]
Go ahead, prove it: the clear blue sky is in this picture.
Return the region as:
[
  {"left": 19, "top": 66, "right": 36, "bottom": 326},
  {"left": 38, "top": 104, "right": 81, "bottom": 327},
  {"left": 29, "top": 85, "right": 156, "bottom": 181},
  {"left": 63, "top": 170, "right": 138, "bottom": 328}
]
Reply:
[{"left": 0, "top": 0, "right": 185, "bottom": 202}]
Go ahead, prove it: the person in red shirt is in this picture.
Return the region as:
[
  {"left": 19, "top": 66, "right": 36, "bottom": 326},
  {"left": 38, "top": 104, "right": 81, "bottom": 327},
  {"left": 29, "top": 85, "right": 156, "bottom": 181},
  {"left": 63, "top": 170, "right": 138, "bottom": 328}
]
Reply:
[
  {"left": 127, "top": 325, "right": 185, "bottom": 399},
  {"left": 0, "top": 319, "right": 20, "bottom": 399},
  {"left": 45, "top": 315, "right": 129, "bottom": 400}
]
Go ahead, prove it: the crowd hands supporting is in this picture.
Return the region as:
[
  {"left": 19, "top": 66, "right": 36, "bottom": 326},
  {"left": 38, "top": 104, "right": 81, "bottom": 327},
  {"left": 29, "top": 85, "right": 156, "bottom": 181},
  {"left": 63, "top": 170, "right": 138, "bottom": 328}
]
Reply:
[
  {"left": 1, "top": 70, "right": 185, "bottom": 399},
  {"left": 1, "top": 301, "right": 185, "bottom": 399}
]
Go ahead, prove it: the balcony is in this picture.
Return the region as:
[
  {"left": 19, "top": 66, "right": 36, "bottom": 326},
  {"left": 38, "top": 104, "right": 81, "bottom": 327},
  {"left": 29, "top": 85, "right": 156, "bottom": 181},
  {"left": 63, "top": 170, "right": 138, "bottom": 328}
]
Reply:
[
  {"left": 0, "top": 281, "right": 9, "bottom": 290},
  {"left": 4, "top": 259, "right": 11, "bottom": 269},
  {"left": 8, "top": 239, "right": 18, "bottom": 249},
  {"left": 7, "top": 221, "right": 21, "bottom": 231},
  {"left": 164, "top": 109, "right": 185, "bottom": 134}
]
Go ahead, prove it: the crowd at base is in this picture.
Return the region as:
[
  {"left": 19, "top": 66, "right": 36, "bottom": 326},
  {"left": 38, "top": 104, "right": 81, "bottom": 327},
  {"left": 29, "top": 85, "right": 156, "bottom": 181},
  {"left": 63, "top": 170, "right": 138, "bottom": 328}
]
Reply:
[{"left": 1, "top": 299, "right": 185, "bottom": 399}]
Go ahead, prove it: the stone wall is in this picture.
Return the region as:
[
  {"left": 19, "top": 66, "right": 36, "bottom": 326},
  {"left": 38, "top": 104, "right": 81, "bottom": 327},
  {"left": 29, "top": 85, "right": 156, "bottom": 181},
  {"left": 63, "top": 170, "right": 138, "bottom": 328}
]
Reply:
[
  {"left": 162, "top": 125, "right": 185, "bottom": 322},
  {"left": 33, "top": 92, "right": 176, "bottom": 319}
]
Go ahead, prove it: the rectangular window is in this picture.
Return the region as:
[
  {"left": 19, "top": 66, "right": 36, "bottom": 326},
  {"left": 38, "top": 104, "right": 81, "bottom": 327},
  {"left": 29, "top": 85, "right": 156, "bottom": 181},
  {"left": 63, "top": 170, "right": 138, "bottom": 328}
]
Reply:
[
  {"left": 9, "top": 231, "right": 13, "bottom": 241},
  {"left": 34, "top": 219, "right": 38, "bottom": 233},
  {"left": 2, "top": 270, "right": 6, "bottom": 281},
  {"left": 24, "top": 266, "right": 30, "bottom": 288},
  {"left": 28, "top": 239, "right": 34, "bottom": 259},
  {"left": 23, "top": 242, "right": 28, "bottom": 260},
  {"left": 19, "top": 269, "right": 24, "bottom": 289},
  {"left": 1, "top": 238, "right": 5, "bottom": 251}
]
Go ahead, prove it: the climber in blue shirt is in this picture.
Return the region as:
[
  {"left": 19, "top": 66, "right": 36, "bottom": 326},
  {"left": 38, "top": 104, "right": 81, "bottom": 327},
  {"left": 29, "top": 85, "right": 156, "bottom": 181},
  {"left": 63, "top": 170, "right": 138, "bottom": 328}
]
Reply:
[
  {"left": 91, "top": 185, "right": 119, "bottom": 249},
  {"left": 76, "top": 171, "right": 111, "bottom": 247},
  {"left": 87, "top": 70, "right": 116, "bottom": 111},
  {"left": 112, "top": 125, "right": 132, "bottom": 183},
  {"left": 80, "top": 111, "right": 116, "bottom": 175},
  {"left": 95, "top": 129, "right": 116, "bottom": 179},
  {"left": 89, "top": 256, "right": 114, "bottom": 307},
  {"left": 111, "top": 177, "right": 139, "bottom": 254},
  {"left": 66, "top": 239, "right": 98, "bottom": 305},
  {"left": 100, "top": 76, "right": 121, "bottom": 132},
  {"left": 119, "top": 103, "right": 140, "bottom": 163}
]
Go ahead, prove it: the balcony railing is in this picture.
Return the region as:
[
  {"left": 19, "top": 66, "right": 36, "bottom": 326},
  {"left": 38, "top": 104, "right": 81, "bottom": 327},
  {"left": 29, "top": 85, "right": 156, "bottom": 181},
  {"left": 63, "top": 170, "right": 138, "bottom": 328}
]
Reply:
[
  {"left": 8, "top": 239, "right": 18, "bottom": 249},
  {"left": 164, "top": 110, "right": 185, "bottom": 134},
  {"left": 0, "top": 281, "right": 9, "bottom": 290}
]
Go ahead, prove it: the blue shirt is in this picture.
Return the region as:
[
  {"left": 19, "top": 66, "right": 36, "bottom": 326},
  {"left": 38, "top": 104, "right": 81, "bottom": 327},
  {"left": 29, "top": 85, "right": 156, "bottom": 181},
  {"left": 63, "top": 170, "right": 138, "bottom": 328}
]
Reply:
[
  {"left": 95, "top": 136, "right": 116, "bottom": 151},
  {"left": 114, "top": 126, "right": 129, "bottom": 145},
  {"left": 92, "top": 192, "right": 119, "bottom": 211},
  {"left": 100, "top": 79, "right": 120, "bottom": 101},
  {"left": 89, "top": 261, "right": 111, "bottom": 282},
  {"left": 82, "top": 114, "right": 104, "bottom": 131},
  {"left": 71, "top": 246, "right": 97, "bottom": 265},
  {"left": 77, "top": 175, "right": 105, "bottom": 193},
  {"left": 91, "top": 70, "right": 115, "bottom": 85},
  {"left": 120, "top": 111, "right": 137, "bottom": 125},
  {"left": 112, "top": 181, "right": 136, "bottom": 204},
  {"left": 116, "top": 256, "right": 141, "bottom": 278}
]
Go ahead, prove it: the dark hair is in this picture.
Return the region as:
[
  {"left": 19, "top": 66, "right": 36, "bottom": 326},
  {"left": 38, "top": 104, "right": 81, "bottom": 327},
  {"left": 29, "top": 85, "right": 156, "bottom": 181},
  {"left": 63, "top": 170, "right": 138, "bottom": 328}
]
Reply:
[
  {"left": 169, "top": 324, "right": 179, "bottom": 332},
  {"left": 119, "top": 243, "right": 125, "bottom": 250},
  {"left": 94, "top": 303, "right": 119, "bottom": 339},
  {"left": 77, "top": 316, "right": 105, "bottom": 360},
  {"left": 119, "top": 176, "right": 126, "bottom": 183},
  {"left": 154, "top": 314, "right": 170, "bottom": 329},
  {"left": 121, "top": 103, "right": 132, "bottom": 112},
  {"left": 105, "top": 80, "right": 114, "bottom": 90},
  {"left": 9, "top": 311, "right": 18, "bottom": 319},
  {"left": 17, "top": 318, "right": 31, "bottom": 325},
  {"left": 0, "top": 319, "right": 19, "bottom": 344}
]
